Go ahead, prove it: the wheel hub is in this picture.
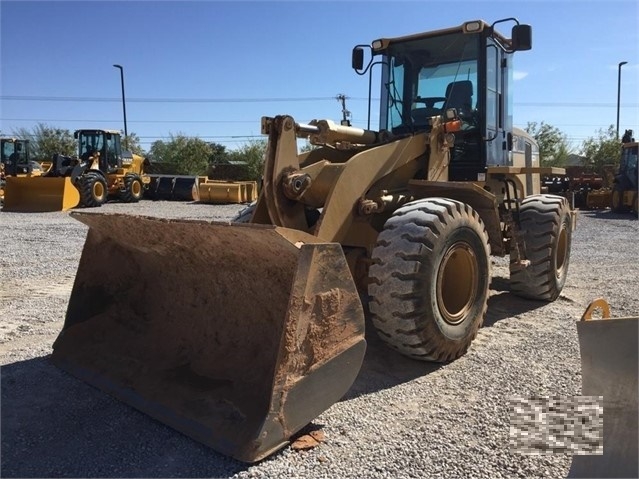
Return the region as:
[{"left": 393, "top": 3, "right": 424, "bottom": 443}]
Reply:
[{"left": 437, "top": 242, "right": 479, "bottom": 325}]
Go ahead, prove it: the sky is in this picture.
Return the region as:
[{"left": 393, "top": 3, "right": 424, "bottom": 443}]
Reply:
[{"left": 1, "top": 0, "right": 638, "bottom": 153}]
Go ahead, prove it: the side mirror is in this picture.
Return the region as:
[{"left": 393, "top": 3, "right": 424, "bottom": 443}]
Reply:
[
  {"left": 352, "top": 47, "right": 364, "bottom": 71},
  {"left": 106, "top": 133, "right": 112, "bottom": 140},
  {"left": 73, "top": 131, "right": 79, "bottom": 139},
  {"left": 511, "top": 24, "right": 532, "bottom": 51}
]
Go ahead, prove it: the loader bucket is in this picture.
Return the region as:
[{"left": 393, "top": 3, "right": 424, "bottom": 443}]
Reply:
[
  {"left": 51, "top": 212, "right": 366, "bottom": 463},
  {"left": 2, "top": 176, "right": 80, "bottom": 212},
  {"left": 568, "top": 299, "right": 638, "bottom": 478}
]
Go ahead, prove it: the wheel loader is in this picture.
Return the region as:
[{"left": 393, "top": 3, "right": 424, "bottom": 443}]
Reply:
[
  {"left": 0, "top": 137, "right": 48, "bottom": 203},
  {"left": 611, "top": 129, "right": 638, "bottom": 214},
  {"left": 51, "top": 19, "right": 575, "bottom": 462},
  {"left": 3, "top": 129, "right": 150, "bottom": 212}
]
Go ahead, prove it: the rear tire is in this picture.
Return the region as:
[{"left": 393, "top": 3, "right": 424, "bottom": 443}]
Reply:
[
  {"left": 78, "top": 172, "right": 107, "bottom": 208},
  {"left": 368, "top": 198, "right": 490, "bottom": 362},
  {"left": 510, "top": 194, "right": 572, "bottom": 301},
  {"left": 120, "top": 174, "right": 144, "bottom": 203},
  {"left": 612, "top": 186, "right": 629, "bottom": 213}
]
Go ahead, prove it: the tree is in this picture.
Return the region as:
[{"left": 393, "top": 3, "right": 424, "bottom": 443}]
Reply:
[
  {"left": 208, "top": 142, "right": 229, "bottom": 164},
  {"left": 227, "top": 140, "right": 267, "bottom": 182},
  {"left": 148, "top": 134, "right": 211, "bottom": 175},
  {"left": 122, "top": 132, "right": 145, "bottom": 156},
  {"left": 580, "top": 125, "right": 621, "bottom": 174},
  {"left": 525, "top": 121, "right": 573, "bottom": 167},
  {"left": 11, "top": 123, "right": 76, "bottom": 161}
]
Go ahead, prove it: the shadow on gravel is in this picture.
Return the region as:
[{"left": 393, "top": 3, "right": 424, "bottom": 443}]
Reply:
[
  {"left": 345, "top": 279, "right": 550, "bottom": 400},
  {"left": 0, "top": 357, "right": 247, "bottom": 478},
  {"left": 484, "top": 278, "right": 548, "bottom": 328},
  {"left": 578, "top": 209, "right": 637, "bottom": 221},
  {"left": 343, "top": 320, "right": 443, "bottom": 401}
]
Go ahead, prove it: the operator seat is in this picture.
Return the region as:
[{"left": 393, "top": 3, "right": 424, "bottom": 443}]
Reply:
[{"left": 444, "top": 80, "right": 473, "bottom": 116}]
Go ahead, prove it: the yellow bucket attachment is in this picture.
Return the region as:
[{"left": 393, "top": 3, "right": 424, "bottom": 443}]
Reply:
[
  {"left": 2, "top": 176, "right": 80, "bottom": 212},
  {"left": 585, "top": 189, "right": 611, "bottom": 210},
  {"left": 51, "top": 212, "right": 366, "bottom": 463},
  {"left": 197, "top": 180, "right": 258, "bottom": 204},
  {"left": 569, "top": 299, "right": 638, "bottom": 478}
]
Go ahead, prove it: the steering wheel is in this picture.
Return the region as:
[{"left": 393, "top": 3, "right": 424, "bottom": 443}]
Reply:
[{"left": 414, "top": 97, "right": 447, "bottom": 108}]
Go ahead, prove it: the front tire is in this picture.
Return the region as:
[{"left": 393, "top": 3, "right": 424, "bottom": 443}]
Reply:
[
  {"left": 510, "top": 194, "right": 572, "bottom": 301},
  {"left": 368, "top": 198, "right": 490, "bottom": 362},
  {"left": 78, "top": 172, "right": 107, "bottom": 208}
]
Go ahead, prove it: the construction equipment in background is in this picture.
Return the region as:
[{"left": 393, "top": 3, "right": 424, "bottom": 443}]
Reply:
[
  {"left": 568, "top": 298, "right": 638, "bottom": 478},
  {"left": 0, "top": 138, "right": 48, "bottom": 203},
  {"left": 611, "top": 129, "right": 638, "bottom": 214},
  {"left": 194, "top": 178, "right": 258, "bottom": 204},
  {"left": 52, "top": 19, "right": 576, "bottom": 462},
  {"left": 144, "top": 174, "right": 205, "bottom": 201},
  {"left": 542, "top": 167, "right": 608, "bottom": 210},
  {"left": 3, "top": 129, "right": 150, "bottom": 212},
  {"left": 195, "top": 160, "right": 259, "bottom": 204},
  {"left": 548, "top": 130, "right": 638, "bottom": 214}
]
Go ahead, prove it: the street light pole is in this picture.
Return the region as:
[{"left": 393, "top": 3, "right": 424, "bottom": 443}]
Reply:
[
  {"left": 113, "top": 64, "right": 128, "bottom": 149},
  {"left": 616, "top": 61, "right": 628, "bottom": 139}
]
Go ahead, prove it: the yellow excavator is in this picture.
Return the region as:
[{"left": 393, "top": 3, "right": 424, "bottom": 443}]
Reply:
[
  {"left": 51, "top": 19, "right": 576, "bottom": 462},
  {"left": 3, "top": 129, "right": 149, "bottom": 212}
]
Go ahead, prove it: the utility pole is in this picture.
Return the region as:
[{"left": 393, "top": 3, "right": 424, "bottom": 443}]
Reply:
[
  {"left": 336, "top": 94, "right": 351, "bottom": 126},
  {"left": 616, "top": 61, "right": 628, "bottom": 139},
  {"left": 113, "top": 64, "right": 128, "bottom": 149}
]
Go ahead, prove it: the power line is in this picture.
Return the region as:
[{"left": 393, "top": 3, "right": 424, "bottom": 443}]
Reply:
[
  {"left": 1, "top": 95, "right": 638, "bottom": 108},
  {"left": 1, "top": 118, "right": 257, "bottom": 124},
  {"left": 0, "top": 95, "right": 346, "bottom": 103}
]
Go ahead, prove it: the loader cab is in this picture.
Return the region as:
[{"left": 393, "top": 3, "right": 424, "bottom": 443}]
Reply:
[
  {"left": 353, "top": 19, "right": 532, "bottom": 181},
  {"left": 619, "top": 139, "right": 638, "bottom": 190},
  {"left": 1, "top": 138, "right": 30, "bottom": 175},
  {"left": 75, "top": 129, "right": 123, "bottom": 172}
]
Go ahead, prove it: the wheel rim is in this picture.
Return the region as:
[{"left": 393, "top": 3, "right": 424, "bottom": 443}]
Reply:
[
  {"left": 556, "top": 225, "right": 568, "bottom": 278},
  {"left": 132, "top": 180, "right": 141, "bottom": 197},
  {"left": 93, "top": 181, "right": 105, "bottom": 200},
  {"left": 436, "top": 242, "right": 479, "bottom": 325}
]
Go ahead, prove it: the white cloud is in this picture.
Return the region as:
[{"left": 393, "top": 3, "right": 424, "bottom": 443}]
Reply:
[{"left": 513, "top": 71, "right": 529, "bottom": 81}]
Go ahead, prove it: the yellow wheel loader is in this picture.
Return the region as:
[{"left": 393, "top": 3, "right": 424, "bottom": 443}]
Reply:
[
  {"left": 51, "top": 19, "right": 575, "bottom": 462},
  {"left": 611, "top": 130, "right": 638, "bottom": 214},
  {"left": 0, "top": 137, "right": 47, "bottom": 204},
  {"left": 3, "top": 129, "right": 149, "bottom": 212}
]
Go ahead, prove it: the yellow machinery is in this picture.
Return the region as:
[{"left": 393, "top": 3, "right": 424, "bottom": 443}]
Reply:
[
  {"left": 568, "top": 299, "right": 638, "bottom": 478},
  {"left": 611, "top": 130, "right": 638, "bottom": 214},
  {"left": 194, "top": 178, "right": 258, "bottom": 204},
  {"left": 576, "top": 131, "right": 638, "bottom": 214},
  {"left": 51, "top": 19, "right": 576, "bottom": 462},
  {"left": 0, "top": 137, "right": 48, "bottom": 204},
  {"left": 3, "top": 130, "right": 149, "bottom": 212}
]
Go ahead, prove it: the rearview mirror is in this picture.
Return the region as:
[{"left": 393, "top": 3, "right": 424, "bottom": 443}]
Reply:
[
  {"left": 352, "top": 47, "right": 364, "bottom": 71},
  {"left": 511, "top": 24, "right": 532, "bottom": 51}
]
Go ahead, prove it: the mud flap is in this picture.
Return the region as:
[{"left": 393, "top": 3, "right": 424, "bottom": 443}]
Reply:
[
  {"left": 2, "top": 176, "right": 80, "bottom": 212},
  {"left": 568, "top": 299, "right": 638, "bottom": 478},
  {"left": 51, "top": 212, "right": 366, "bottom": 462}
]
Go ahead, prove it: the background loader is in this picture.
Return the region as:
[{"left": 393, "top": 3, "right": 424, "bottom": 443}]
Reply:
[
  {"left": 611, "top": 129, "right": 638, "bottom": 214},
  {"left": 51, "top": 19, "right": 575, "bottom": 462},
  {"left": 3, "top": 129, "right": 149, "bottom": 212},
  {"left": 0, "top": 137, "right": 49, "bottom": 203}
]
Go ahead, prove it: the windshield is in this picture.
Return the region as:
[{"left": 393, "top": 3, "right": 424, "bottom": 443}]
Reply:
[{"left": 380, "top": 31, "right": 480, "bottom": 133}]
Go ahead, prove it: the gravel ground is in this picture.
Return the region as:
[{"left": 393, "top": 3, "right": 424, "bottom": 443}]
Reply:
[{"left": 1, "top": 201, "right": 637, "bottom": 478}]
